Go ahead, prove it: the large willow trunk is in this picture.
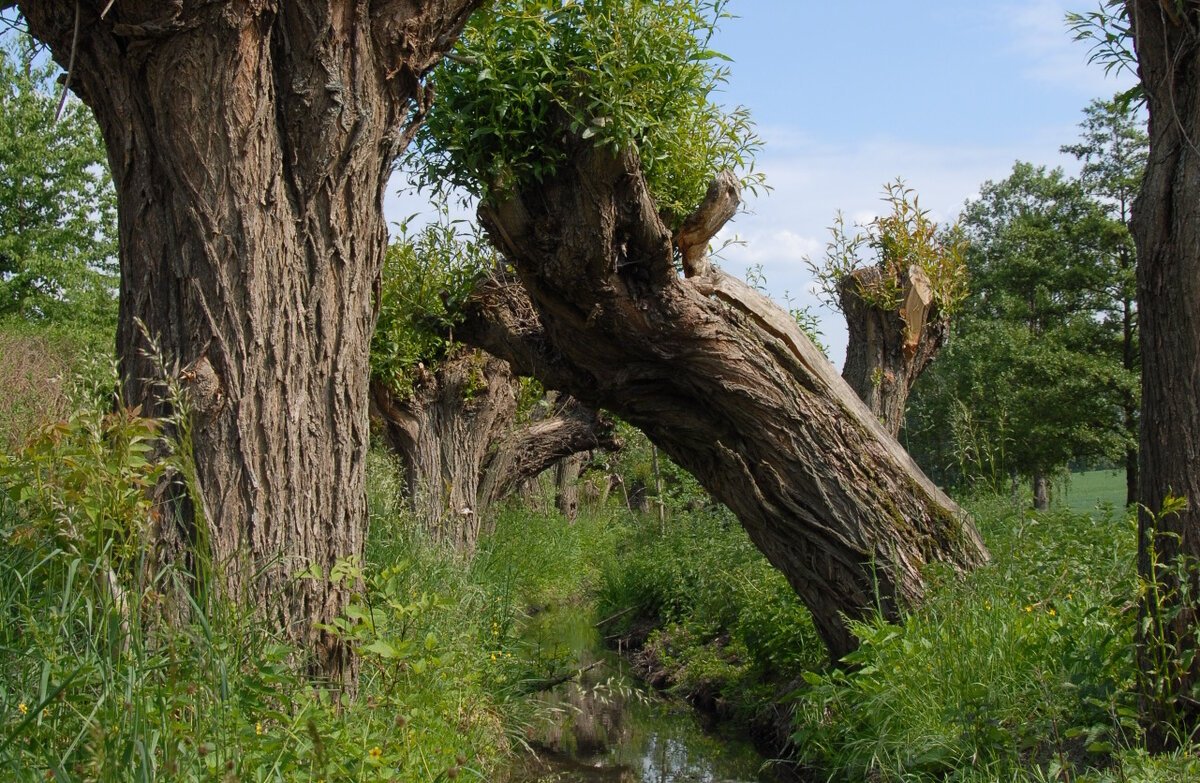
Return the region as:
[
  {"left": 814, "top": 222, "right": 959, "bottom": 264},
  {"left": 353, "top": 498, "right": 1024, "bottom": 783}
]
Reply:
[
  {"left": 371, "top": 349, "right": 616, "bottom": 550},
  {"left": 1126, "top": 0, "right": 1200, "bottom": 744},
  {"left": 18, "top": 0, "right": 480, "bottom": 684},
  {"left": 462, "top": 144, "right": 989, "bottom": 659}
]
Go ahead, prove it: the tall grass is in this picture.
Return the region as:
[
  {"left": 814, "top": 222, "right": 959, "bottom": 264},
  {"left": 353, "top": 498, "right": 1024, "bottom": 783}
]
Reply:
[
  {"left": 0, "top": 399, "right": 517, "bottom": 780},
  {"left": 791, "top": 498, "right": 1164, "bottom": 781}
]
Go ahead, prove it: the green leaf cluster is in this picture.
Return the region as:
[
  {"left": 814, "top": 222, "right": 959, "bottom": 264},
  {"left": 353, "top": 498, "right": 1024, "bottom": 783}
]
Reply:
[
  {"left": 0, "top": 38, "right": 117, "bottom": 329},
  {"left": 370, "top": 219, "right": 493, "bottom": 398},
  {"left": 411, "top": 0, "right": 762, "bottom": 225},
  {"left": 808, "top": 180, "right": 969, "bottom": 316}
]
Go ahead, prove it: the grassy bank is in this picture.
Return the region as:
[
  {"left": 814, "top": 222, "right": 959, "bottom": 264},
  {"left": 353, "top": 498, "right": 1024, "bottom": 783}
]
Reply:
[
  {"left": 0, "top": 377, "right": 631, "bottom": 780},
  {"left": 1, "top": 325, "right": 1196, "bottom": 782},
  {"left": 592, "top": 494, "right": 1200, "bottom": 782}
]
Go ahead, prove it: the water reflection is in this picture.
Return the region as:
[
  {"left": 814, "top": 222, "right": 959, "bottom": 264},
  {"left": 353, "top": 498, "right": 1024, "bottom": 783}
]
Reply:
[{"left": 505, "top": 608, "right": 776, "bottom": 783}]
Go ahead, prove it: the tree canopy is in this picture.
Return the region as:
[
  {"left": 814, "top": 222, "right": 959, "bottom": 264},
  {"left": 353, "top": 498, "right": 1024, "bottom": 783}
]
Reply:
[
  {"left": 0, "top": 39, "right": 115, "bottom": 328},
  {"left": 905, "top": 161, "right": 1137, "bottom": 493}
]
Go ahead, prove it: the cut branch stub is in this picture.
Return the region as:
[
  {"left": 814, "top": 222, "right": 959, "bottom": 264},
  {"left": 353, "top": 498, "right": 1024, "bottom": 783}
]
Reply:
[
  {"left": 464, "top": 145, "right": 988, "bottom": 660},
  {"left": 675, "top": 169, "right": 740, "bottom": 278}
]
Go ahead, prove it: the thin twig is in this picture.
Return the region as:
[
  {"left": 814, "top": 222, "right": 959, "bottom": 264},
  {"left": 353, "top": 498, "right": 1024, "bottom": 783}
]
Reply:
[
  {"left": 594, "top": 604, "right": 641, "bottom": 628},
  {"left": 53, "top": 0, "right": 80, "bottom": 123}
]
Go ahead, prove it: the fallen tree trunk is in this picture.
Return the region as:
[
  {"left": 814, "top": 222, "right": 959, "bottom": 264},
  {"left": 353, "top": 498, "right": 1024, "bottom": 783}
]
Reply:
[
  {"left": 370, "top": 348, "right": 617, "bottom": 549},
  {"left": 461, "top": 143, "right": 988, "bottom": 659}
]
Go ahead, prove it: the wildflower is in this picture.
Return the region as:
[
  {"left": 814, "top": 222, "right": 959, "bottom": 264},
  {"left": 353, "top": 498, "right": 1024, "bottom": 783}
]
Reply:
[
  {"left": 1048, "top": 608, "right": 1057, "bottom": 617},
  {"left": 18, "top": 703, "right": 28, "bottom": 716},
  {"left": 1024, "top": 605, "right": 1033, "bottom": 613},
  {"left": 369, "top": 746, "right": 383, "bottom": 761},
  {"left": 255, "top": 722, "right": 263, "bottom": 736},
  {"left": 490, "top": 653, "right": 497, "bottom": 662}
]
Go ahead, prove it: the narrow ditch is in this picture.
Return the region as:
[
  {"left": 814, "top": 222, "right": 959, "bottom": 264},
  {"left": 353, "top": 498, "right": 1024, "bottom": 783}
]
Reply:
[{"left": 502, "top": 605, "right": 791, "bottom": 783}]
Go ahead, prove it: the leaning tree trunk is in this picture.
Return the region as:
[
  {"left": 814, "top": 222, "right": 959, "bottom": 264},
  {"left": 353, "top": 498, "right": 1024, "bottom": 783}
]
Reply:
[
  {"left": 461, "top": 143, "right": 989, "bottom": 659},
  {"left": 371, "top": 349, "right": 617, "bottom": 549},
  {"left": 1126, "top": 0, "right": 1200, "bottom": 744},
  {"left": 839, "top": 265, "right": 949, "bottom": 435},
  {"left": 18, "top": 0, "right": 480, "bottom": 684}
]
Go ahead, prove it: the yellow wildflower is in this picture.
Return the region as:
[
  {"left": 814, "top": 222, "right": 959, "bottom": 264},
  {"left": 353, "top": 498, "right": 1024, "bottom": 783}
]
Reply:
[
  {"left": 18, "top": 703, "right": 28, "bottom": 716},
  {"left": 256, "top": 722, "right": 263, "bottom": 736},
  {"left": 1048, "top": 608, "right": 1057, "bottom": 617},
  {"left": 369, "top": 746, "right": 383, "bottom": 761},
  {"left": 1025, "top": 605, "right": 1033, "bottom": 613}
]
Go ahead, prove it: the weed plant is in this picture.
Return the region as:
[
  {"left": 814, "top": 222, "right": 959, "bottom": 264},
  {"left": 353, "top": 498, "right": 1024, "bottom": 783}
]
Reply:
[{"left": 592, "top": 481, "right": 1200, "bottom": 781}]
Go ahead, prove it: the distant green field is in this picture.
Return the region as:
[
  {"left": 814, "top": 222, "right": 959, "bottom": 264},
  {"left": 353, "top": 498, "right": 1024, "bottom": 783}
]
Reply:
[{"left": 1061, "top": 469, "right": 1127, "bottom": 515}]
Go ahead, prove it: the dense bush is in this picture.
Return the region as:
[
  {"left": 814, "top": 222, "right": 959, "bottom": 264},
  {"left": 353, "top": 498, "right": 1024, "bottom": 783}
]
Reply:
[
  {"left": 370, "top": 220, "right": 493, "bottom": 399},
  {"left": 791, "top": 501, "right": 1147, "bottom": 781},
  {"left": 596, "top": 506, "right": 825, "bottom": 728}
]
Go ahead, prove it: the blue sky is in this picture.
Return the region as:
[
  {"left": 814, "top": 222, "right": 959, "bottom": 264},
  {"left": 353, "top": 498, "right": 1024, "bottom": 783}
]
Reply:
[{"left": 387, "top": 0, "right": 1137, "bottom": 365}]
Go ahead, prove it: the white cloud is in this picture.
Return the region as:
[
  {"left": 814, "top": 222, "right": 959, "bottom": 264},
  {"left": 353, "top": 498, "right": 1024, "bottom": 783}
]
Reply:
[{"left": 999, "top": 0, "right": 1138, "bottom": 94}]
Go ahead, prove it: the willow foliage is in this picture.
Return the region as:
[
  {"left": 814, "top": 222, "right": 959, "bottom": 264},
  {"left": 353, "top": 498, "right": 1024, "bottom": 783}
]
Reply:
[{"left": 412, "top": 0, "right": 762, "bottom": 225}]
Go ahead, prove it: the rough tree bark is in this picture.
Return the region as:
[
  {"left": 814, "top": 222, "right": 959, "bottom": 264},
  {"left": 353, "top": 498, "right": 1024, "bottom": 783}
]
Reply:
[
  {"left": 1126, "top": 0, "right": 1200, "bottom": 742},
  {"left": 17, "top": 0, "right": 481, "bottom": 683},
  {"left": 1033, "top": 473, "right": 1050, "bottom": 512},
  {"left": 370, "top": 349, "right": 616, "bottom": 549},
  {"left": 554, "top": 453, "right": 587, "bottom": 520},
  {"left": 460, "top": 142, "right": 989, "bottom": 659},
  {"left": 839, "top": 265, "right": 949, "bottom": 436}
]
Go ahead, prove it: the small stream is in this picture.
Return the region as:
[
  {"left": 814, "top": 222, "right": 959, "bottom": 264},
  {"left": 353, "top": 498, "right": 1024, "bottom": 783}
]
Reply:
[{"left": 502, "top": 606, "right": 784, "bottom": 783}]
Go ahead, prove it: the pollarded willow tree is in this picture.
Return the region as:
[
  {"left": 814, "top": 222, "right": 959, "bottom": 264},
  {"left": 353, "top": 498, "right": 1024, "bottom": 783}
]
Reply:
[
  {"left": 806, "top": 181, "right": 969, "bottom": 436},
  {"left": 369, "top": 221, "right": 617, "bottom": 549},
  {"left": 1125, "top": 0, "right": 1200, "bottom": 743},
  {"left": 11, "top": 0, "right": 482, "bottom": 685},
  {"left": 412, "top": 0, "right": 989, "bottom": 659}
]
